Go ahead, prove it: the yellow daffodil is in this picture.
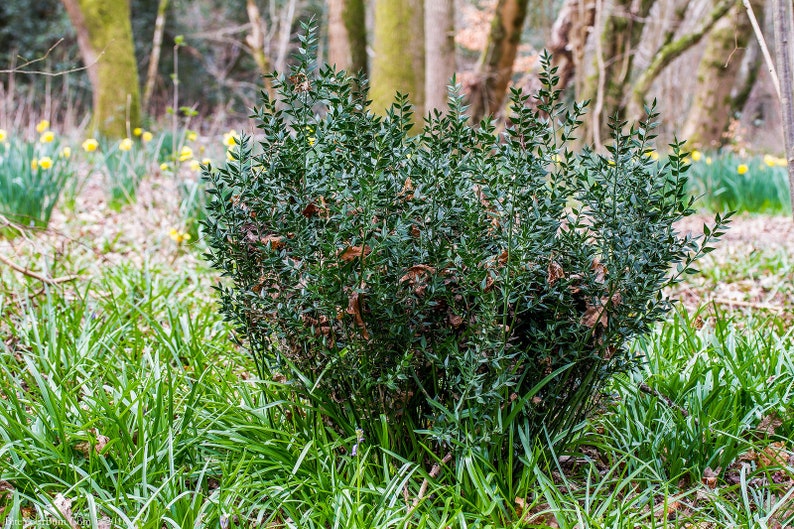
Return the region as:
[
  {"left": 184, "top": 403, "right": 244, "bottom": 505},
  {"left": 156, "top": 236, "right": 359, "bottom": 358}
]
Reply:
[
  {"left": 737, "top": 163, "right": 749, "bottom": 175},
  {"left": 35, "top": 120, "right": 49, "bottom": 133},
  {"left": 308, "top": 136, "right": 316, "bottom": 147},
  {"left": 119, "top": 138, "right": 133, "bottom": 151},
  {"left": 776, "top": 157, "right": 788, "bottom": 167},
  {"left": 706, "top": 157, "right": 712, "bottom": 165},
  {"left": 201, "top": 157, "right": 212, "bottom": 165},
  {"left": 31, "top": 158, "right": 38, "bottom": 171},
  {"left": 222, "top": 130, "right": 238, "bottom": 148},
  {"left": 650, "top": 151, "right": 660, "bottom": 161},
  {"left": 189, "top": 159, "right": 201, "bottom": 171},
  {"left": 133, "top": 127, "right": 143, "bottom": 136},
  {"left": 186, "top": 131, "right": 198, "bottom": 142},
  {"left": 169, "top": 228, "right": 191, "bottom": 244},
  {"left": 763, "top": 154, "right": 776, "bottom": 167},
  {"left": 691, "top": 150, "right": 702, "bottom": 162},
  {"left": 160, "top": 162, "right": 170, "bottom": 171},
  {"left": 178, "top": 146, "right": 193, "bottom": 162},
  {"left": 142, "top": 131, "right": 153, "bottom": 142},
  {"left": 82, "top": 138, "right": 99, "bottom": 152},
  {"left": 226, "top": 149, "right": 235, "bottom": 162},
  {"left": 0, "top": 129, "right": 6, "bottom": 143},
  {"left": 38, "top": 156, "right": 53, "bottom": 170},
  {"left": 39, "top": 130, "right": 55, "bottom": 144},
  {"left": 61, "top": 147, "right": 71, "bottom": 158}
]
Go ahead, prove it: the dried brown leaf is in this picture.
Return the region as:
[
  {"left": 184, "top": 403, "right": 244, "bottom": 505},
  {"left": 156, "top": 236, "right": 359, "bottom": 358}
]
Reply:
[
  {"left": 702, "top": 467, "right": 720, "bottom": 489},
  {"left": 346, "top": 292, "right": 370, "bottom": 340},
  {"left": 591, "top": 258, "right": 607, "bottom": 283},
  {"left": 400, "top": 264, "right": 436, "bottom": 284},
  {"left": 340, "top": 245, "right": 371, "bottom": 262},
  {"left": 547, "top": 260, "right": 564, "bottom": 285},
  {"left": 448, "top": 313, "right": 464, "bottom": 328},
  {"left": 53, "top": 493, "right": 79, "bottom": 529}
]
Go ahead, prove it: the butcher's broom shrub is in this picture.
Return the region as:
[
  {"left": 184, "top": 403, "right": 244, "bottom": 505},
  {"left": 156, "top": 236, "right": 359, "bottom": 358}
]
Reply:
[{"left": 203, "top": 26, "right": 728, "bottom": 462}]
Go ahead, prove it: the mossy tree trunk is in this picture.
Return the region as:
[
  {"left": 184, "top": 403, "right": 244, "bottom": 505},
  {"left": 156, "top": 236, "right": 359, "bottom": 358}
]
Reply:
[
  {"left": 548, "top": 0, "right": 596, "bottom": 96},
  {"left": 581, "top": 0, "right": 655, "bottom": 147},
  {"left": 61, "top": 0, "right": 140, "bottom": 138},
  {"left": 467, "top": 0, "right": 529, "bottom": 123},
  {"left": 424, "top": 0, "right": 455, "bottom": 113},
  {"left": 370, "top": 0, "right": 424, "bottom": 121},
  {"left": 681, "top": 0, "right": 761, "bottom": 148},
  {"left": 327, "top": 0, "right": 368, "bottom": 76}
]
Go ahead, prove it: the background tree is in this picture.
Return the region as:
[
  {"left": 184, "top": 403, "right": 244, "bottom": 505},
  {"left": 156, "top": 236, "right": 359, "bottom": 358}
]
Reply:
[
  {"left": 370, "top": 0, "right": 425, "bottom": 120},
  {"left": 327, "top": 0, "right": 367, "bottom": 75},
  {"left": 424, "top": 0, "right": 455, "bottom": 113},
  {"left": 61, "top": 0, "right": 141, "bottom": 137},
  {"left": 682, "top": 0, "right": 762, "bottom": 147},
  {"left": 467, "top": 0, "right": 529, "bottom": 123}
]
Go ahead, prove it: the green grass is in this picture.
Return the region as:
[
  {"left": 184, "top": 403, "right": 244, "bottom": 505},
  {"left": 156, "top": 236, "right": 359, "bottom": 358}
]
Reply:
[{"left": 1, "top": 251, "right": 792, "bottom": 527}]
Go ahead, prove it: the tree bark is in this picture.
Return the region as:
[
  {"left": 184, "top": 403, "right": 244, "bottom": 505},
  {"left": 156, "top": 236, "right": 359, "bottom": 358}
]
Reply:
[
  {"left": 547, "top": 0, "right": 596, "bottom": 96},
  {"left": 681, "top": 0, "right": 761, "bottom": 148},
  {"left": 467, "top": 0, "right": 529, "bottom": 123},
  {"left": 327, "top": 0, "right": 368, "bottom": 75},
  {"left": 771, "top": 0, "right": 794, "bottom": 220},
  {"left": 581, "top": 0, "right": 655, "bottom": 147},
  {"left": 424, "top": 0, "right": 455, "bottom": 113},
  {"left": 61, "top": 0, "right": 141, "bottom": 138},
  {"left": 142, "top": 0, "right": 168, "bottom": 113},
  {"left": 245, "top": 0, "right": 275, "bottom": 100},
  {"left": 370, "top": 0, "right": 425, "bottom": 121},
  {"left": 629, "top": 0, "right": 735, "bottom": 124}
]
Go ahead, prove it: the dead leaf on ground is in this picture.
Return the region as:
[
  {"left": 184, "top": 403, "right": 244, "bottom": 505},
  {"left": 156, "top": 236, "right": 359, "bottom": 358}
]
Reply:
[
  {"left": 581, "top": 293, "right": 622, "bottom": 329},
  {"left": 346, "top": 291, "right": 370, "bottom": 340},
  {"left": 515, "top": 497, "right": 560, "bottom": 527},
  {"left": 400, "top": 264, "right": 436, "bottom": 284},
  {"left": 702, "top": 467, "right": 720, "bottom": 489},
  {"left": 547, "top": 260, "right": 564, "bottom": 285},
  {"left": 757, "top": 414, "right": 784, "bottom": 436},
  {"left": 339, "top": 245, "right": 371, "bottom": 262},
  {"left": 759, "top": 442, "right": 789, "bottom": 468},
  {"left": 592, "top": 258, "right": 607, "bottom": 283},
  {"left": 448, "top": 313, "right": 464, "bottom": 328},
  {"left": 52, "top": 493, "right": 79, "bottom": 529}
]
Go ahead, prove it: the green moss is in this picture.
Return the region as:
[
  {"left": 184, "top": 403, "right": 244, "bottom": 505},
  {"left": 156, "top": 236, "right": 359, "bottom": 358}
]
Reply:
[
  {"left": 370, "top": 0, "right": 424, "bottom": 122},
  {"left": 79, "top": 0, "right": 141, "bottom": 138}
]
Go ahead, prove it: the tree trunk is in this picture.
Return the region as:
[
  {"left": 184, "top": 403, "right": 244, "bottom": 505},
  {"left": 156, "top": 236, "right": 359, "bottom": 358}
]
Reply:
[
  {"left": 548, "top": 0, "right": 596, "bottom": 95},
  {"left": 772, "top": 0, "right": 794, "bottom": 220},
  {"left": 370, "top": 0, "right": 425, "bottom": 121},
  {"left": 246, "top": 0, "right": 275, "bottom": 100},
  {"left": 327, "top": 0, "right": 368, "bottom": 75},
  {"left": 467, "top": 0, "right": 529, "bottom": 123},
  {"left": 424, "top": 0, "right": 455, "bottom": 113},
  {"left": 581, "top": 0, "right": 655, "bottom": 147},
  {"left": 142, "top": 0, "right": 168, "bottom": 113},
  {"left": 628, "top": 0, "right": 735, "bottom": 124},
  {"left": 682, "top": 0, "right": 761, "bottom": 148},
  {"left": 61, "top": 0, "right": 141, "bottom": 138}
]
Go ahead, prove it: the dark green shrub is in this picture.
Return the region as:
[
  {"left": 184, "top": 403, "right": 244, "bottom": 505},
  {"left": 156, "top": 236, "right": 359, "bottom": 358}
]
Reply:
[{"left": 203, "top": 27, "right": 728, "bottom": 459}]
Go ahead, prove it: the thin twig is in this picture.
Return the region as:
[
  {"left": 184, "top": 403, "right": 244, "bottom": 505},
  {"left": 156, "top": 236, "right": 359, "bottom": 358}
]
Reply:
[
  {"left": 407, "top": 452, "right": 453, "bottom": 515},
  {"left": 0, "top": 253, "right": 79, "bottom": 286},
  {"left": 638, "top": 382, "right": 692, "bottom": 420},
  {"left": 0, "top": 38, "right": 102, "bottom": 78},
  {"left": 743, "top": 0, "right": 781, "bottom": 99}
]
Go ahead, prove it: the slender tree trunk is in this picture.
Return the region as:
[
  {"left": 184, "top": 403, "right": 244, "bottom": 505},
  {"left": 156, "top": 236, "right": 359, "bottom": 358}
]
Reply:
[
  {"left": 246, "top": 0, "right": 275, "bottom": 99},
  {"left": 424, "top": 0, "right": 455, "bottom": 113},
  {"left": 772, "top": 0, "right": 794, "bottom": 220},
  {"left": 548, "top": 0, "right": 596, "bottom": 95},
  {"left": 370, "top": 0, "right": 425, "bottom": 121},
  {"left": 327, "top": 0, "right": 368, "bottom": 75},
  {"left": 142, "top": 0, "right": 168, "bottom": 113},
  {"left": 581, "top": 0, "right": 655, "bottom": 147},
  {"left": 61, "top": 0, "right": 141, "bottom": 138},
  {"left": 467, "top": 0, "right": 529, "bottom": 123},
  {"left": 681, "top": 0, "right": 760, "bottom": 148}
]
